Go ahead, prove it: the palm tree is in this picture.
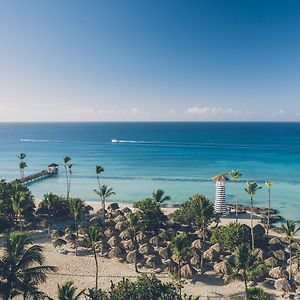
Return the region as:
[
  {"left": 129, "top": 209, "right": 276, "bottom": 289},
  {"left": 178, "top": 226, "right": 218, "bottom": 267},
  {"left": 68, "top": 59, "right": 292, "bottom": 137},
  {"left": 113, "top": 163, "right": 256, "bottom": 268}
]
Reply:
[
  {"left": 226, "top": 243, "right": 266, "bottom": 300},
  {"left": 57, "top": 282, "right": 84, "bottom": 300},
  {"left": 0, "top": 231, "right": 57, "bottom": 300},
  {"left": 63, "top": 156, "right": 73, "bottom": 200},
  {"left": 42, "top": 193, "right": 59, "bottom": 236},
  {"left": 11, "top": 189, "right": 29, "bottom": 231},
  {"left": 128, "top": 213, "right": 141, "bottom": 272},
  {"left": 264, "top": 181, "right": 272, "bottom": 235},
  {"left": 230, "top": 170, "right": 242, "bottom": 223},
  {"left": 83, "top": 226, "right": 102, "bottom": 289},
  {"left": 171, "top": 233, "right": 190, "bottom": 298},
  {"left": 151, "top": 189, "right": 171, "bottom": 205},
  {"left": 95, "top": 165, "right": 104, "bottom": 191},
  {"left": 18, "top": 153, "right": 26, "bottom": 161},
  {"left": 19, "top": 161, "right": 28, "bottom": 179},
  {"left": 281, "top": 220, "right": 300, "bottom": 280},
  {"left": 195, "top": 196, "right": 215, "bottom": 274},
  {"left": 94, "top": 184, "right": 115, "bottom": 224},
  {"left": 69, "top": 198, "right": 85, "bottom": 256},
  {"left": 245, "top": 181, "right": 261, "bottom": 250}
]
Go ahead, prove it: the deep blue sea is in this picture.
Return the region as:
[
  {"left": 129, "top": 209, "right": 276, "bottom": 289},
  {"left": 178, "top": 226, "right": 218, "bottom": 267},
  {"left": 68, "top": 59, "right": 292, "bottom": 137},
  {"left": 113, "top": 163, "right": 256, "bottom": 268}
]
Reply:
[{"left": 0, "top": 122, "right": 299, "bottom": 221}]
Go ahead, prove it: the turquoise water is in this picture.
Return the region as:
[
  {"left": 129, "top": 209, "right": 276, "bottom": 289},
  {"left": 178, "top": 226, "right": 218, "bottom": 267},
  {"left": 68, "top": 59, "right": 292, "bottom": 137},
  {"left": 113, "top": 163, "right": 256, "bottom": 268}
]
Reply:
[{"left": 0, "top": 122, "right": 299, "bottom": 221}]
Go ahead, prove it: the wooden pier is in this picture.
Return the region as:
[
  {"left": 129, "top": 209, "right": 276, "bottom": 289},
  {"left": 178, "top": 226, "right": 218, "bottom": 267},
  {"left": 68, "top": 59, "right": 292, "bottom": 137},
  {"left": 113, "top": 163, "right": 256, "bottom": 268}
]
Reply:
[{"left": 18, "top": 163, "right": 58, "bottom": 184}]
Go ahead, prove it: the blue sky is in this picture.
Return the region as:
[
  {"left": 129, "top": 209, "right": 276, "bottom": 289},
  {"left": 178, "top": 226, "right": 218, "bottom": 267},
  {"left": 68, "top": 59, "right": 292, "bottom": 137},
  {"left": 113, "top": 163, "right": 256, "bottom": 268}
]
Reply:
[{"left": 0, "top": 0, "right": 300, "bottom": 121}]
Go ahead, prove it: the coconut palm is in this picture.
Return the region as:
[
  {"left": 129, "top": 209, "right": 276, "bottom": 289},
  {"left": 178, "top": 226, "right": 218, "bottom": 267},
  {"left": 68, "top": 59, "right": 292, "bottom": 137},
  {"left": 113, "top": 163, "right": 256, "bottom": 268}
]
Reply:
[
  {"left": 94, "top": 184, "right": 115, "bottom": 223},
  {"left": 18, "top": 161, "right": 27, "bottom": 179},
  {"left": 69, "top": 198, "right": 85, "bottom": 256},
  {"left": 170, "top": 233, "right": 190, "bottom": 298},
  {"left": 0, "top": 231, "right": 57, "bottom": 300},
  {"left": 11, "top": 189, "right": 30, "bottom": 231},
  {"left": 83, "top": 226, "right": 102, "bottom": 289},
  {"left": 41, "top": 193, "right": 59, "bottom": 236},
  {"left": 245, "top": 181, "right": 261, "bottom": 250},
  {"left": 230, "top": 170, "right": 242, "bottom": 223},
  {"left": 281, "top": 220, "right": 300, "bottom": 280},
  {"left": 63, "top": 156, "right": 73, "bottom": 200},
  {"left": 57, "top": 281, "right": 84, "bottom": 300},
  {"left": 226, "top": 243, "right": 266, "bottom": 300},
  {"left": 95, "top": 165, "right": 104, "bottom": 191},
  {"left": 264, "top": 181, "right": 272, "bottom": 235},
  {"left": 151, "top": 189, "right": 171, "bottom": 205}
]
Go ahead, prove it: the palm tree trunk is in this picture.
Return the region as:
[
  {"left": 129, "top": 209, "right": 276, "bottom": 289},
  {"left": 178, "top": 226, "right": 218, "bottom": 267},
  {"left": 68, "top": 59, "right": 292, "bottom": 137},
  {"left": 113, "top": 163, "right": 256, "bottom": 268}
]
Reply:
[
  {"left": 102, "top": 198, "right": 106, "bottom": 225},
  {"left": 267, "top": 187, "right": 271, "bottom": 235},
  {"left": 250, "top": 197, "right": 254, "bottom": 250},
  {"left": 64, "top": 165, "right": 69, "bottom": 200},
  {"left": 75, "top": 217, "right": 78, "bottom": 256},
  {"left": 94, "top": 249, "right": 99, "bottom": 289},
  {"left": 200, "top": 223, "right": 205, "bottom": 274},
  {"left": 289, "top": 241, "right": 292, "bottom": 281},
  {"left": 67, "top": 172, "right": 72, "bottom": 200},
  {"left": 178, "top": 259, "right": 182, "bottom": 298},
  {"left": 133, "top": 229, "right": 138, "bottom": 273},
  {"left": 244, "top": 274, "right": 248, "bottom": 300},
  {"left": 235, "top": 181, "right": 238, "bottom": 224}
]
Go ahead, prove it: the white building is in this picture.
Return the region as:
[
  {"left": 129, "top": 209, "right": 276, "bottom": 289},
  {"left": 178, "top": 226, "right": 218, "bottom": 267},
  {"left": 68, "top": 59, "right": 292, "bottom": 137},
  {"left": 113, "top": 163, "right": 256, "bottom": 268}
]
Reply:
[
  {"left": 48, "top": 163, "right": 58, "bottom": 174},
  {"left": 212, "top": 173, "right": 229, "bottom": 216}
]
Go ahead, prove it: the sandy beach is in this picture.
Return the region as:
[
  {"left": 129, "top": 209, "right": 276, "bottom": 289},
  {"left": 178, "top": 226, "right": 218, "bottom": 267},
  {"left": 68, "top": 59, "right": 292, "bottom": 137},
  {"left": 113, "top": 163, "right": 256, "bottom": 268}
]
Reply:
[{"left": 22, "top": 200, "right": 286, "bottom": 299}]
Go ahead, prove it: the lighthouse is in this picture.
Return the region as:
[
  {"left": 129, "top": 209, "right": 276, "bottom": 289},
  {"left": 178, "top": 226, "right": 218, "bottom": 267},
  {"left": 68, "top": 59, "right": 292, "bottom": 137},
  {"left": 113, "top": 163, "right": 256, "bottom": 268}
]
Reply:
[{"left": 212, "top": 173, "right": 229, "bottom": 216}]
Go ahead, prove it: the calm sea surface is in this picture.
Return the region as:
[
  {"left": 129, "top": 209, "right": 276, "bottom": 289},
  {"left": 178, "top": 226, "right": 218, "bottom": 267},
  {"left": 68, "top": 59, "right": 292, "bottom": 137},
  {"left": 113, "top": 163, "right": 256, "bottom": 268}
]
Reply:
[{"left": 0, "top": 122, "right": 299, "bottom": 221}]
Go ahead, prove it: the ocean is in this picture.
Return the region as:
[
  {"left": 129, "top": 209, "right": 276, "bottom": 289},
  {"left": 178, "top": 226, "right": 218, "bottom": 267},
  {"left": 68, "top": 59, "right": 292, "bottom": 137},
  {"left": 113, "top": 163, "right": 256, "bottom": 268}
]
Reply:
[{"left": 0, "top": 122, "right": 299, "bottom": 221}]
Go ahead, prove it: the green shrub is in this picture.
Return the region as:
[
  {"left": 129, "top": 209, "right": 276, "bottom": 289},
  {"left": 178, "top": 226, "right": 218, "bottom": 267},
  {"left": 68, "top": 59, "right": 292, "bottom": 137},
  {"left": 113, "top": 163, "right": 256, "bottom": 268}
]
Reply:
[
  {"left": 247, "top": 287, "right": 267, "bottom": 300},
  {"left": 211, "top": 222, "right": 251, "bottom": 251}
]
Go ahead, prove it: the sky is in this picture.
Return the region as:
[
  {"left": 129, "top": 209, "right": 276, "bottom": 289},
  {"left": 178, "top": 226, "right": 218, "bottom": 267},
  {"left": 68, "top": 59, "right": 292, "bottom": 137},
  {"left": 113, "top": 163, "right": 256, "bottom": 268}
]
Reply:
[{"left": 0, "top": 0, "right": 300, "bottom": 122}]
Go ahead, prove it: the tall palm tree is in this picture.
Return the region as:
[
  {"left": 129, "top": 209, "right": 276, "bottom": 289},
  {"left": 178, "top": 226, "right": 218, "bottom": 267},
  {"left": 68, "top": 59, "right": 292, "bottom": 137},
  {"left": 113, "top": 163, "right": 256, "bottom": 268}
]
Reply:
[
  {"left": 281, "top": 220, "right": 300, "bottom": 281},
  {"left": 195, "top": 196, "right": 215, "bottom": 273},
  {"left": 95, "top": 165, "right": 104, "bottom": 192},
  {"left": 94, "top": 184, "right": 115, "bottom": 224},
  {"left": 171, "top": 233, "right": 190, "bottom": 298},
  {"left": 42, "top": 193, "right": 59, "bottom": 236},
  {"left": 245, "top": 181, "right": 261, "bottom": 250},
  {"left": 69, "top": 198, "right": 85, "bottom": 256},
  {"left": 0, "top": 231, "right": 57, "bottom": 300},
  {"left": 226, "top": 243, "right": 266, "bottom": 300},
  {"left": 151, "top": 189, "right": 171, "bottom": 205},
  {"left": 63, "top": 156, "right": 73, "bottom": 200},
  {"left": 11, "top": 190, "right": 29, "bottom": 231},
  {"left": 264, "top": 181, "right": 272, "bottom": 235},
  {"left": 19, "top": 161, "right": 28, "bottom": 179},
  {"left": 230, "top": 170, "right": 242, "bottom": 223},
  {"left": 57, "top": 282, "right": 84, "bottom": 300},
  {"left": 83, "top": 226, "right": 102, "bottom": 289},
  {"left": 128, "top": 213, "right": 140, "bottom": 272}
]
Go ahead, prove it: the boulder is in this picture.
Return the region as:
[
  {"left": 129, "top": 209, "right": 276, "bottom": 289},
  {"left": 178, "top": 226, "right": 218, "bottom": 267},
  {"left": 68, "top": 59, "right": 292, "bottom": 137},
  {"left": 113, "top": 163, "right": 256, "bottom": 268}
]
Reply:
[
  {"left": 203, "top": 248, "right": 218, "bottom": 262},
  {"left": 115, "top": 221, "right": 127, "bottom": 232},
  {"left": 122, "top": 207, "right": 132, "bottom": 214},
  {"left": 108, "top": 246, "right": 126, "bottom": 258},
  {"left": 139, "top": 243, "right": 155, "bottom": 255},
  {"left": 122, "top": 240, "right": 135, "bottom": 251},
  {"left": 104, "top": 228, "right": 115, "bottom": 239},
  {"left": 158, "top": 246, "right": 171, "bottom": 259},
  {"left": 253, "top": 224, "right": 266, "bottom": 236},
  {"left": 163, "top": 259, "right": 177, "bottom": 273},
  {"left": 294, "top": 272, "right": 300, "bottom": 285},
  {"left": 158, "top": 229, "right": 171, "bottom": 241},
  {"left": 104, "top": 219, "right": 115, "bottom": 228},
  {"left": 273, "top": 250, "right": 287, "bottom": 261},
  {"left": 264, "top": 257, "right": 278, "bottom": 268},
  {"left": 98, "top": 242, "right": 110, "bottom": 255},
  {"left": 146, "top": 255, "right": 162, "bottom": 269},
  {"left": 149, "top": 236, "right": 163, "bottom": 247},
  {"left": 209, "top": 243, "right": 221, "bottom": 254},
  {"left": 269, "top": 267, "right": 288, "bottom": 279},
  {"left": 136, "top": 232, "right": 148, "bottom": 244},
  {"left": 213, "top": 261, "right": 230, "bottom": 275},
  {"left": 269, "top": 237, "right": 285, "bottom": 251},
  {"left": 108, "top": 236, "right": 120, "bottom": 247},
  {"left": 190, "top": 255, "right": 201, "bottom": 268},
  {"left": 108, "top": 203, "right": 119, "bottom": 210},
  {"left": 115, "top": 215, "right": 127, "bottom": 223},
  {"left": 253, "top": 248, "right": 265, "bottom": 261},
  {"left": 191, "top": 239, "right": 202, "bottom": 250},
  {"left": 181, "top": 264, "right": 196, "bottom": 278},
  {"left": 274, "top": 278, "right": 292, "bottom": 292}
]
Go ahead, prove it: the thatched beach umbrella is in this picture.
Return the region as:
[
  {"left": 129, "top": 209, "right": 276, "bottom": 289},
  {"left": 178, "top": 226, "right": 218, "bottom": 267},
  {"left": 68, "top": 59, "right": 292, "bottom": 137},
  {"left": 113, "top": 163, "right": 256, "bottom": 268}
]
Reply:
[{"left": 53, "top": 238, "right": 67, "bottom": 248}]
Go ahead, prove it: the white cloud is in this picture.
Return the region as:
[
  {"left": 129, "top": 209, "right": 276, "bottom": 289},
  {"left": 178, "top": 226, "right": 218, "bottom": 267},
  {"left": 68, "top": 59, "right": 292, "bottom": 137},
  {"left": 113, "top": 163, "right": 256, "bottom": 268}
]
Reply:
[
  {"left": 186, "top": 106, "right": 237, "bottom": 116},
  {"left": 69, "top": 107, "right": 94, "bottom": 114},
  {"left": 271, "top": 109, "right": 285, "bottom": 117}
]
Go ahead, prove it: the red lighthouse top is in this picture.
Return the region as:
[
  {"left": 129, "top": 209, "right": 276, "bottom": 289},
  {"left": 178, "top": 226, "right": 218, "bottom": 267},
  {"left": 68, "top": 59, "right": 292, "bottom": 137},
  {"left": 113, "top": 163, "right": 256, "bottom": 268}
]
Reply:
[{"left": 212, "top": 173, "right": 229, "bottom": 182}]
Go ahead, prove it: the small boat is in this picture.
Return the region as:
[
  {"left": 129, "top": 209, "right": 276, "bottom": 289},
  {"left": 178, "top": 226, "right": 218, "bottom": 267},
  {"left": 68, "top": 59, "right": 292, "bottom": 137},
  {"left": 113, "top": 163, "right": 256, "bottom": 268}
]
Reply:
[{"left": 111, "top": 139, "right": 119, "bottom": 143}]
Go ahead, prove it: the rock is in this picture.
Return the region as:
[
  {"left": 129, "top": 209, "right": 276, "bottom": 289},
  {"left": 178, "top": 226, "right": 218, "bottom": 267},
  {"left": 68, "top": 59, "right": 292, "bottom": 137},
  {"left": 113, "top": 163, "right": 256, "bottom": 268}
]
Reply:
[
  {"left": 181, "top": 264, "right": 196, "bottom": 278},
  {"left": 294, "top": 272, "right": 300, "bottom": 285},
  {"left": 158, "top": 229, "right": 171, "bottom": 241},
  {"left": 191, "top": 239, "right": 202, "bottom": 250},
  {"left": 253, "top": 224, "right": 266, "bottom": 236},
  {"left": 269, "top": 267, "right": 288, "bottom": 279},
  {"left": 264, "top": 257, "right": 278, "bottom": 268},
  {"left": 98, "top": 242, "right": 110, "bottom": 255},
  {"left": 115, "top": 215, "right": 127, "bottom": 223},
  {"left": 149, "top": 236, "right": 163, "bottom": 247},
  {"left": 122, "top": 240, "right": 135, "bottom": 251},
  {"left": 146, "top": 255, "right": 162, "bottom": 269},
  {"left": 89, "top": 216, "right": 101, "bottom": 226},
  {"left": 136, "top": 232, "right": 148, "bottom": 244},
  {"left": 269, "top": 237, "right": 285, "bottom": 251},
  {"left": 190, "top": 255, "right": 201, "bottom": 268},
  {"left": 225, "top": 254, "right": 235, "bottom": 265},
  {"left": 104, "top": 219, "right": 115, "bottom": 228},
  {"left": 108, "top": 236, "right": 120, "bottom": 247},
  {"left": 119, "top": 229, "right": 132, "bottom": 240},
  {"left": 126, "top": 250, "right": 144, "bottom": 264},
  {"left": 203, "top": 248, "right": 218, "bottom": 262},
  {"left": 115, "top": 221, "right": 127, "bottom": 231},
  {"left": 108, "top": 246, "right": 126, "bottom": 258},
  {"left": 273, "top": 250, "right": 287, "bottom": 261},
  {"left": 209, "top": 243, "right": 221, "bottom": 254},
  {"left": 159, "top": 246, "right": 171, "bottom": 259},
  {"left": 122, "top": 207, "right": 132, "bottom": 214},
  {"left": 274, "top": 278, "right": 292, "bottom": 292},
  {"left": 139, "top": 243, "right": 155, "bottom": 255},
  {"left": 154, "top": 267, "right": 162, "bottom": 273},
  {"left": 214, "top": 261, "right": 230, "bottom": 275},
  {"left": 253, "top": 248, "right": 265, "bottom": 261},
  {"left": 108, "top": 203, "right": 119, "bottom": 210},
  {"left": 163, "top": 259, "right": 177, "bottom": 273}
]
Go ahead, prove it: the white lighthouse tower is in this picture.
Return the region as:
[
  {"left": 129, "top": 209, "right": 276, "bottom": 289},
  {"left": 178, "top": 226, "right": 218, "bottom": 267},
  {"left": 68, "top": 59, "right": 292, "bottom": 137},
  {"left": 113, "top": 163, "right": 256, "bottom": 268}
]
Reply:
[{"left": 212, "top": 173, "right": 229, "bottom": 216}]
